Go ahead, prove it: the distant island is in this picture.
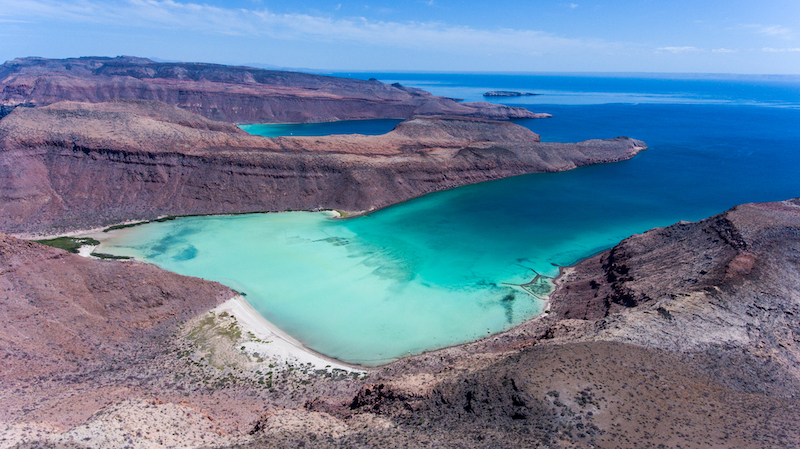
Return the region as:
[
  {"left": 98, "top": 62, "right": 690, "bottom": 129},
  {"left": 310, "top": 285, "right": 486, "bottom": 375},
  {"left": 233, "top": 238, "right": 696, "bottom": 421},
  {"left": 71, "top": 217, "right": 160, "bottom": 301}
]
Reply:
[{"left": 483, "top": 91, "right": 540, "bottom": 97}]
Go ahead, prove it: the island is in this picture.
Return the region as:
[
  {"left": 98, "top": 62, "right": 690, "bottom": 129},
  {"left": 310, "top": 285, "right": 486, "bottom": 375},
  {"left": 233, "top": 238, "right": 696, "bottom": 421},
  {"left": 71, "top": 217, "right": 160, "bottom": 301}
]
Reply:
[{"left": 484, "top": 91, "right": 540, "bottom": 97}]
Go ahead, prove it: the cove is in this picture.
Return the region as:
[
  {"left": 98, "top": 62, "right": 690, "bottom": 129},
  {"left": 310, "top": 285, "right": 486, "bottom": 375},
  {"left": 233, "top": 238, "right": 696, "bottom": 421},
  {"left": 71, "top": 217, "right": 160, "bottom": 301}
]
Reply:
[
  {"left": 239, "top": 119, "right": 403, "bottom": 137},
  {"left": 98, "top": 211, "right": 549, "bottom": 366}
]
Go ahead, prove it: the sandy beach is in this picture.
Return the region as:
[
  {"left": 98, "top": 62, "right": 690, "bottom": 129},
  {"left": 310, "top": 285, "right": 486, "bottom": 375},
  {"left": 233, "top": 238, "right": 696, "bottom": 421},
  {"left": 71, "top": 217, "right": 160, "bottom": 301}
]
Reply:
[{"left": 213, "top": 295, "right": 364, "bottom": 373}]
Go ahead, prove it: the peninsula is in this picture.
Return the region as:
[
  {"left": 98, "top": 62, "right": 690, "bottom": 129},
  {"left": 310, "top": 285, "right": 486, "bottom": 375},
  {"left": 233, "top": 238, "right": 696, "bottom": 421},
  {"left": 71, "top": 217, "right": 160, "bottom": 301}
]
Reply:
[{"left": 0, "top": 99, "right": 643, "bottom": 234}]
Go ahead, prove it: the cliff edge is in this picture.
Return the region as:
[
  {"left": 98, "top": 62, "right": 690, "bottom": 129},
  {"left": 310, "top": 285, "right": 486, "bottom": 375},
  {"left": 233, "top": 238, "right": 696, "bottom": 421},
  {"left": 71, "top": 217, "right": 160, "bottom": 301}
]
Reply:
[{"left": 0, "top": 100, "right": 645, "bottom": 234}]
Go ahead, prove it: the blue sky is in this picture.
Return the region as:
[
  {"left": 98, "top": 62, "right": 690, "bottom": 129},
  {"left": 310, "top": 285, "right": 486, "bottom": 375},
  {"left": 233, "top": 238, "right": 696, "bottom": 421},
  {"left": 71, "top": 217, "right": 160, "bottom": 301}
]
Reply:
[{"left": 1, "top": 0, "right": 799, "bottom": 73}]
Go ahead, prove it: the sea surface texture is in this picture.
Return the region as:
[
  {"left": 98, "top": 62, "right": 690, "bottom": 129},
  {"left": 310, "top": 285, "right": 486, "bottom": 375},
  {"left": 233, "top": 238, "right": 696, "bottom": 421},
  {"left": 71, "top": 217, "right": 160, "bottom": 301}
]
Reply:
[{"left": 100, "top": 74, "right": 800, "bottom": 365}]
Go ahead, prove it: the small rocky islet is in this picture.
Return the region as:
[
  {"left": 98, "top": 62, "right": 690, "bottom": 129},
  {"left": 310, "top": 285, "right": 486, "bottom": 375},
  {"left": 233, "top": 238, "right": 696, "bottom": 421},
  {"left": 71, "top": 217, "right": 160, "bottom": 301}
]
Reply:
[{"left": 483, "top": 90, "right": 540, "bottom": 97}]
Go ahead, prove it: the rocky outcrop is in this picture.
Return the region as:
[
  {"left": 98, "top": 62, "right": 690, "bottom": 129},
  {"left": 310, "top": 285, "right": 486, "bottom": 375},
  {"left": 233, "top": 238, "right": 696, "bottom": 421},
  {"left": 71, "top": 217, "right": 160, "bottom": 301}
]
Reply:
[
  {"left": 546, "top": 198, "right": 800, "bottom": 396},
  {"left": 0, "top": 56, "right": 545, "bottom": 123},
  {"left": 0, "top": 100, "right": 645, "bottom": 234},
  {"left": 483, "top": 91, "right": 538, "bottom": 97}
]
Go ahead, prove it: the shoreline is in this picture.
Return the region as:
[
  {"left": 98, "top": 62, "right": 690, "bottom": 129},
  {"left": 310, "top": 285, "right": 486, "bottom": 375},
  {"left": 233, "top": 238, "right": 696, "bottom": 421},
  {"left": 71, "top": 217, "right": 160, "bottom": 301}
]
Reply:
[
  {"left": 12, "top": 214, "right": 597, "bottom": 371},
  {"left": 213, "top": 295, "right": 367, "bottom": 373}
]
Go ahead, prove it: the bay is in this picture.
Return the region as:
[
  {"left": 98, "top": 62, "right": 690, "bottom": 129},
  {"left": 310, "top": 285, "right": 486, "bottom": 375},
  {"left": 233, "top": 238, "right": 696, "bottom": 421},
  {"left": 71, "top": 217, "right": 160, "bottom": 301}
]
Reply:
[{"left": 98, "top": 74, "right": 800, "bottom": 365}]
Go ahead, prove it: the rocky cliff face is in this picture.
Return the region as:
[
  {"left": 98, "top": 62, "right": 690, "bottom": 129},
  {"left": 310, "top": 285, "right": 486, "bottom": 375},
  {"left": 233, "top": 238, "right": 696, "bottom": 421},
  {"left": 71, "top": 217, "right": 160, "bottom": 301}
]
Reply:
[
  {"left": 0, "top": 100, "right": 645, "bottom": 234},
  {"left": 0, "top": 56, "right": 544, "bottom": 123},
  {"left": 546, "top": 198, "right": 800, "bottom": 395}
]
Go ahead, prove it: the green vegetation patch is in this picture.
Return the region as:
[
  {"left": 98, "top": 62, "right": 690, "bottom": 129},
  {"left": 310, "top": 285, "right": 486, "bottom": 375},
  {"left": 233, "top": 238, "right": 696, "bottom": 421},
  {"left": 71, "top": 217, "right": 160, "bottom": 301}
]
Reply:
[
  {"left": 90, "top": 252, "right": 132, "bottom": 260},
  {"left": 35, "top": 236, "right": 100, "bottom": 253}
]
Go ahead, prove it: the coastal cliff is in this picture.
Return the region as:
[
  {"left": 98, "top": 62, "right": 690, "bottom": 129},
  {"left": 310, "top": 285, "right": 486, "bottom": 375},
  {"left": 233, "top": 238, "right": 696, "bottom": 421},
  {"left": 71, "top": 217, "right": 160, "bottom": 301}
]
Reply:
[
  {"left": 0, "top": 56, "right": 545, "bottom": 123},
  {"left": 0, "top": 100, "right": 644, "bottom": 234},
  {"left": 546, "top": 198, "right": 800, "bottom": 395}
]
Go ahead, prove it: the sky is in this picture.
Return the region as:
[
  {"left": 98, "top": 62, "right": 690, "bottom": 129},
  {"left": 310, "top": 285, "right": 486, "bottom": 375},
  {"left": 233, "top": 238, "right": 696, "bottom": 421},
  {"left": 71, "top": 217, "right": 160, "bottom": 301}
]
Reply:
[{"left": 1, "top": 0, "right": 799, "bottom": 74}]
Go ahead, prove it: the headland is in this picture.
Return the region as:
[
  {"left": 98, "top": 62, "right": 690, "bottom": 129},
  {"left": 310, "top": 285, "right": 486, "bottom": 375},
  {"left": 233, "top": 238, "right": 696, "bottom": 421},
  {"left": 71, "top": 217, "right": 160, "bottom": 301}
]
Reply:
[{"left": 0, "top": 100, "right": 644, "bottom": 234}]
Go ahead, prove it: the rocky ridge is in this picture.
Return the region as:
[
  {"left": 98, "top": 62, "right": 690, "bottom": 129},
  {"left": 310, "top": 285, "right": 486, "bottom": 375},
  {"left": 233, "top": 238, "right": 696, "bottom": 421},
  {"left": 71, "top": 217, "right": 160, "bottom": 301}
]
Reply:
[
  {"left": 0, "top": 56, "right": 545, "bottom": 123},
  {"left": 0, "top": 100, "right": 645, "bottom": 234}
]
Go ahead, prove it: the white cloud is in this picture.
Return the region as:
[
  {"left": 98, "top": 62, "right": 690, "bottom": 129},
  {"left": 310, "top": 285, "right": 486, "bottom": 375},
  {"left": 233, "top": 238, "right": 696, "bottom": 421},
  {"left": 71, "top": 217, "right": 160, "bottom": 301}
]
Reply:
[
  {"left": 762, "top": 47, "right": 800, "bottom": 52},
  {"left": 569, "top": 3, "right": 579, "bottom": 9},
  {"left": 0, "top": 0, "right": 616, "bottom": 55},
  {"left": 712, "top": 48, "right": 737, "bottom": 53},
  {"left": 743, "top": 24, "right": 793, "bottom": 39},
  {"left": 656, "top": 46, "right": 701, "bottom": 53}
]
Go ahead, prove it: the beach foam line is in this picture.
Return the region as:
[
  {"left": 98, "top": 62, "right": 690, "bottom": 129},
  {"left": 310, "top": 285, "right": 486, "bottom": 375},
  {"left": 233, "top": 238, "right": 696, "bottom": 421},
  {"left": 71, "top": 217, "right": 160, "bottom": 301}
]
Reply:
[{"left": 213, "top": 295, "right": 365, "bottom": 373}]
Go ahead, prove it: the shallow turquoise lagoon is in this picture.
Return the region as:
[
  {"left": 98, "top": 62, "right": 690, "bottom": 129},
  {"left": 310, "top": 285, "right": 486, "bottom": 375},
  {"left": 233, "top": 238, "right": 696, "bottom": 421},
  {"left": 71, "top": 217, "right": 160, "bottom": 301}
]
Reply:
[
  {"left": 99, "top": 211, "right": 549, "bottom": 366},
  {"left": 100, "top": 74, "right": 800, "bottom": 366}
]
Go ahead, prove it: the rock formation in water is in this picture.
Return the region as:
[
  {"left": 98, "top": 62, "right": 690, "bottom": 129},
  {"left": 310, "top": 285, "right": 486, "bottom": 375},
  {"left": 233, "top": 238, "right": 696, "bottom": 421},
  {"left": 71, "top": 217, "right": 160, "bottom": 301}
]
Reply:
[
  {"left": 483, "top": 91, "right": 539, "bottom": 97},
  {"left": 0, "top": 56, "right": 547, "bottom": 123},
  {"left": 3, "top": 199, "right": 799, "bottom": 448},
  {"left": 0, "top": 100, "right": 644, "bottom": 234}
]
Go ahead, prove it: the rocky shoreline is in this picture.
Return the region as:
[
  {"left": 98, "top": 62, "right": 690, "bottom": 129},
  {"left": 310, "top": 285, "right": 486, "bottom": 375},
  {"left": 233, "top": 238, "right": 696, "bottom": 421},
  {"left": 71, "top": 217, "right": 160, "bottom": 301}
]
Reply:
[
  {"left": 2, "top": 56, "right": 798, "bottom": 448},
  {"left": 0, "top": 100, "right": 644, "bottom": 234}
]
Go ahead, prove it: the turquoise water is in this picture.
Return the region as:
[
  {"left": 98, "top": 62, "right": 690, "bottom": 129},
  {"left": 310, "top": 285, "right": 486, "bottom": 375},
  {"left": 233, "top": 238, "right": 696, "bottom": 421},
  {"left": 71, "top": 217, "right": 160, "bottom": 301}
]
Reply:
[
  {"left": 100, "top": 212, "right": 547, "bottom": 365},
  {"left": 100, "top": 74, "right": 800, "bottom": 366},
  {"left": 240, "top": 119, "right": 403, "bottom": 137}
]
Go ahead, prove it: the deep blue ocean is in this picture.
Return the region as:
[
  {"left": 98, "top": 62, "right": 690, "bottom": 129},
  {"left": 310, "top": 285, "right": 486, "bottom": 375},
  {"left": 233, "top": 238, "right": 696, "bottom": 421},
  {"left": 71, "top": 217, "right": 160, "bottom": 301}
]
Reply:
[
  {"left": 335, "top": 72, "right": 800, "bottom": 242},
  {"left": 102, "top": 73, "right": 800, "bottom": 365}
]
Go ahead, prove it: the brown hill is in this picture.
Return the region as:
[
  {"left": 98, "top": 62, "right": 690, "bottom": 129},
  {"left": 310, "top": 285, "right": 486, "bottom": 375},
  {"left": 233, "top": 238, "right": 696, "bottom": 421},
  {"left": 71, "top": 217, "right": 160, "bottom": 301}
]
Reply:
[
  {"left": 0, "top": 100, "right": 645, "bottom": 234},
  {"left": 0, "top": 56, "right": 544, "bottom": 123},
  {"left": 0, "top": 233, "right": 234, "bottom": 428}
]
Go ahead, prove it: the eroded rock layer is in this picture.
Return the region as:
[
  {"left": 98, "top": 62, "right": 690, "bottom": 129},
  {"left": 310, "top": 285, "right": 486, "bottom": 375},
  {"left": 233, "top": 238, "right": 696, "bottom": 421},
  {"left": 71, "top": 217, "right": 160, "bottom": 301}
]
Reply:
[
  {"left": 0, "top": 100, "right": 645, "bottom": 234},
  {"left": 0, "top": 56, "right": 543, "bottom": 123}
]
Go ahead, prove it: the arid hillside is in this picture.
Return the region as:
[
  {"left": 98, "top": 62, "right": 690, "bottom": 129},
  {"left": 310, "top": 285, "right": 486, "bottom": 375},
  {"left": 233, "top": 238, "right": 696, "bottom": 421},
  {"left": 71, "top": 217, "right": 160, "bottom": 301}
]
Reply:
[
  {"left": 0, "top": 56, "right": 544, "bottom": 123},
  {"left": 0, "top": 100, "right": 645, "bottom": 234}
]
